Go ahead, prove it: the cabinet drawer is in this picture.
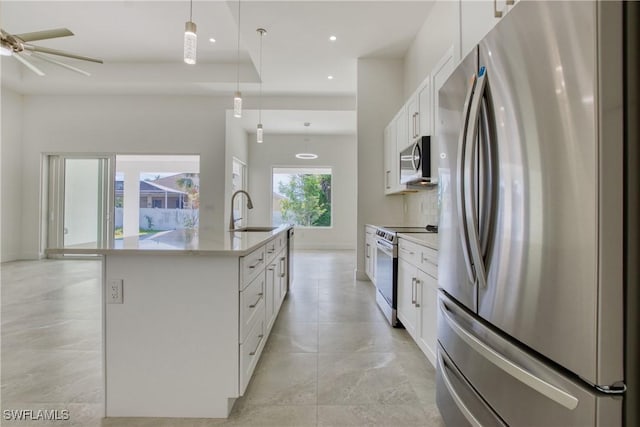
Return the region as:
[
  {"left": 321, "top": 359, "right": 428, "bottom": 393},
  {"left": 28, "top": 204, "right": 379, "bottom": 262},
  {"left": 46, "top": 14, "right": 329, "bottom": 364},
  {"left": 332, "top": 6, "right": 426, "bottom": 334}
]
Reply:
[
  {"left": 265, "top": 233, "right": 287, "bottom": 263},
  {"left": 398, "top": 239, "right": 422, "bottom": 266},
  {"left": 240, "top": 246, "right": 266, "bottom": 289},
  {"left": 419, "top": 246, "right": 438, "bottom": 279},
  {"left": 240, "top": 273, "right": 265, "bottom": 343},
  {"left": 240, "top": 314, "right": 266, "bottom": 394},
  {"left": 399, "top": 238, "right": 438, "bottom": 279},
  {"left": 276, "top": 233, "right": 287, "bottom": 253}
]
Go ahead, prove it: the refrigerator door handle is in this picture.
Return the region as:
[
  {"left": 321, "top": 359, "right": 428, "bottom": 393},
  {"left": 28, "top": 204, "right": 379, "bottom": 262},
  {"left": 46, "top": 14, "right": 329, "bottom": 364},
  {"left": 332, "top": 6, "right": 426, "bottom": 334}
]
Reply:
[
  {"left": 456, "top": 74, "right": 478, "bottom": 285},
  {"left": 478, "top": 96, "right": 496, "bottom": 258},
  {"left": 438, "top": 297, "right": 580, "bottom": 410},
  {"left": 464, "top": 68, "right": 488, "bottom": 289},
  {"left": 437, "top": 350, "right": 486, "bottom": 427}
]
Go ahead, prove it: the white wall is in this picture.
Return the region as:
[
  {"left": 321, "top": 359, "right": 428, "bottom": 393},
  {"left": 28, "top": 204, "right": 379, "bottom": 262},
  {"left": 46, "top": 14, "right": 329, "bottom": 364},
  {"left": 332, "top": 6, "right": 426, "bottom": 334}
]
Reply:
[
  {"left": 355, "top": 58, "right": 406, "bottom": 278},
  {"left": 403, "top": 0, "right": 460, "bottom": 98},
  {"left": 19, "top": 95, "right": 227, "bottom": 259},
  {"left": 224, "top": 110, "right": 249, "bottom": 231},
  {"left": 356, "top": 2, "right": 460, "bottom": 277},
  {"left": 248, "top": 133, "right": 356, "bottom": 250},
  {"left": 1, "top": 87, "right": 23, "bottom": 262},
  {"left": 1, "top": 91, "right": 353, "bottom": 261}
]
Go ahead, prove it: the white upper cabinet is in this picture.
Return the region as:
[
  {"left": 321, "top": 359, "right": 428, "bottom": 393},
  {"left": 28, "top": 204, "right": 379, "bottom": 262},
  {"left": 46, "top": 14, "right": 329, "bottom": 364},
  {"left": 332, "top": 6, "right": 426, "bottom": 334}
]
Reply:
[
  {"left": 460, "top": 0, "right": 518, "bottom": 58},
  {"left": 395, "top": 105, "right": 410, "bottom": 153},
  {"left": 384, "top": 108, "right": 409, "bottom": 195},
  {"left": 417, "top": 80, "right": 432, "bottom": 138},
  {"left": 407, "top": 77, "right": 432, "bottom": 143}
]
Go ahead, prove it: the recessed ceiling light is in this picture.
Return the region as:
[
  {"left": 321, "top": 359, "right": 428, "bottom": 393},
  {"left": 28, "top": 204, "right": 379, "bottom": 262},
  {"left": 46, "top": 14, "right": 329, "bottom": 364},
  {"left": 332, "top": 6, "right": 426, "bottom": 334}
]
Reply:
[
  {"left": 296, "top": 153, "right": 318, "bottom": 160},
  {"left": 329, "top": 35, "right": 337, "bottom": 42},
  {"left": 209, "top": 38, "right": 216, "bottom": 43},
  {"left": 327, "top": 75, "right": 334, "bottom": 80}
]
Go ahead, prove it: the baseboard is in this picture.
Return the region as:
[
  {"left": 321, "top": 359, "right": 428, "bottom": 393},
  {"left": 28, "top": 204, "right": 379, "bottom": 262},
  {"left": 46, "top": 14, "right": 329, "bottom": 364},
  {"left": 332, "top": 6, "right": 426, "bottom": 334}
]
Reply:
[{"left": 354, "top": 269, "right": 369, "bottom": 281}]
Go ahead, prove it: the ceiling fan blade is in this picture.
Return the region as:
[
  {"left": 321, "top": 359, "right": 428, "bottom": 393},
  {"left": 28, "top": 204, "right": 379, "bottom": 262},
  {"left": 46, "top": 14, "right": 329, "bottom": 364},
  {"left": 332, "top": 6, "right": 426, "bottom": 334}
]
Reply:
[
  {"left": 14, "top": 28, "right": 73, "bottom": 42},
  {"left": 13, "top": 53, "right": 45, "bottom": 76},
  {"left": 30, "top": 52, "right": 91, "bottom": 76},
  {"left": 23, "top": 44, "right": 103, "bottom": 64}
]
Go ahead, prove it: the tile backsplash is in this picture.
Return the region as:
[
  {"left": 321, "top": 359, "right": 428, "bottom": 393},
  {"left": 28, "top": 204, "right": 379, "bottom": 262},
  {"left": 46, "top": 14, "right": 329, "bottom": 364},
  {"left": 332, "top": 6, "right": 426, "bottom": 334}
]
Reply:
[{"left": 403, "top": 187, "right": 439, "bottom": 226}]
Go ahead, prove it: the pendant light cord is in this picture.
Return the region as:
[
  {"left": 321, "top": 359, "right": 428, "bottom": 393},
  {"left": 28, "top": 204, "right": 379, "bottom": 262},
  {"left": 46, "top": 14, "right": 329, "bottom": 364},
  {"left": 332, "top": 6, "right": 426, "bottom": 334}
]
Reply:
[
  {"left": 236, "top": 0, "right": 241, "bottom": 92},
  {"left": 189, "top": 0, "right": 193, "bottom": 21},
  {"left": 258, "top": 30, "right": 263, "bottom": 123}
]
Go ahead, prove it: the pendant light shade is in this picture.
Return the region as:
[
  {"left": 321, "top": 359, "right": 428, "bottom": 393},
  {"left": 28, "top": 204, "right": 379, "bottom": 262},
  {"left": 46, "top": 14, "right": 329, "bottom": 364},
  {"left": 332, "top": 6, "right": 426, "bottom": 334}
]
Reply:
[
  {"left": 234, "top": 91, "right": 243, "bottom": 118},
  {"left": 257, "top": 124, "right": 264, "bottom": 143},
  {"left": 256, "top": 28, "right": 266, "bottom": 143},
  {"left": 183, "top": 0, "right": 197, "bottom": 65},
  {"left": 234, "top": 0, "right": 243, "bottom": 118}
]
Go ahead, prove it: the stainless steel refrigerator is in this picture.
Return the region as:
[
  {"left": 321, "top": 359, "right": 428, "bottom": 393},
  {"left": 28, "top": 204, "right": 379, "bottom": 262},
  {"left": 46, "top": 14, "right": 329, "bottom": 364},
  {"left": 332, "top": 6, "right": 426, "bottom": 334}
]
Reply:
[{"left": 436, "top": 1, "right": 633, "bottom": 426}]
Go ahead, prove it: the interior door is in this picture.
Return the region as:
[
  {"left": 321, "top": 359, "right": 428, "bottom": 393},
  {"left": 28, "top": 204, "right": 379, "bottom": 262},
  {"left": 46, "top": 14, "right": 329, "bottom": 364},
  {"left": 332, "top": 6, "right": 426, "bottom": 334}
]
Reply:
[{"left": 47, "top": 155, "right": 114, "bottom": 255}]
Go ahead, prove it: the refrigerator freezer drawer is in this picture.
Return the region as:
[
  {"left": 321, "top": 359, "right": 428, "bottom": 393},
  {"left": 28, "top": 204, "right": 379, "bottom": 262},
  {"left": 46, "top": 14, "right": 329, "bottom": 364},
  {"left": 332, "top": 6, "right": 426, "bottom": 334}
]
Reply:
[
  {"left": 437, "top": 291, "right": 622, "bottom": 427},
  {"left": 437, "top": 344, "right": 506, "bottom": 427}
]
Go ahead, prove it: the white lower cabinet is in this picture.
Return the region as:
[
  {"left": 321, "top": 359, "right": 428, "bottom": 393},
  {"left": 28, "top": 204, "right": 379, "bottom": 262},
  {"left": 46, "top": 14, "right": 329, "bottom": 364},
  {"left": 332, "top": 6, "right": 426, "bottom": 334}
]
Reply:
[
  {"left": 417, "top": 269, "right": 437, "bottom": 364},
  {"left": 397, "top": 238, "right": 438, "bottom": 367},
  {"left": 240, "top": 305, "right": 266, "bottom": 393},
  {"left": 397, "top": 258, "right": 419, "bottom": 337},
  {"left": 365, "top": 226, "right": 377, "bottom": 283},
  {"left": 239, "top": 232, "right": 290, "bottom": 395},
  {"left": 265, "top": 260, "right": 277, "bottom": 331}
]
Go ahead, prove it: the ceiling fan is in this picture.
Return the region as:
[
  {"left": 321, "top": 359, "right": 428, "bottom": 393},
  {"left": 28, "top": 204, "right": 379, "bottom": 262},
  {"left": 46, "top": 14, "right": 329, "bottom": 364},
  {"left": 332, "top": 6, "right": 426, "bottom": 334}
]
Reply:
[{"left": 0, "top": 27, "right": 103, "bottom": 76}]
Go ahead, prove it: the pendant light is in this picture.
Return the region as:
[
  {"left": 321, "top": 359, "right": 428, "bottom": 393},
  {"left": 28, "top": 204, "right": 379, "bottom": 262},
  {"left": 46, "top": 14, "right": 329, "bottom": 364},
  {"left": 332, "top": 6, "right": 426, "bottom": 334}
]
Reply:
[
  {"left": 256, "top": 28, "right": 266, "bottom": 143},
  {"left": 296, "top": 122, "right": 318, "bottom": 159},
  {"left": 233, "top": 0, "right": 243, "bottom": 118},
  {"left": 183, "top": 0, "right": 197, "bottom": 65}
]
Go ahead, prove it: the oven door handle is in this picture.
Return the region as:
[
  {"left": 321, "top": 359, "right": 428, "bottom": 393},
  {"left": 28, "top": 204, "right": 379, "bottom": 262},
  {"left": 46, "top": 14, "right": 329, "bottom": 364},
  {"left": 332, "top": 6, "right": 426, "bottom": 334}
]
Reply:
[{"left": 376, "top": 239, "right": 395, "bottom": 257}]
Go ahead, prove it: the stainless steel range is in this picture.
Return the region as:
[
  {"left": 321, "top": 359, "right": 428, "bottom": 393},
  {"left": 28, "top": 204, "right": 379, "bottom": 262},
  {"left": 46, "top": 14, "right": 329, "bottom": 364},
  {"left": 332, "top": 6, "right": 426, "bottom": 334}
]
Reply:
[{"left": 374, "top": 226, "right": 436, "bottom": 327}]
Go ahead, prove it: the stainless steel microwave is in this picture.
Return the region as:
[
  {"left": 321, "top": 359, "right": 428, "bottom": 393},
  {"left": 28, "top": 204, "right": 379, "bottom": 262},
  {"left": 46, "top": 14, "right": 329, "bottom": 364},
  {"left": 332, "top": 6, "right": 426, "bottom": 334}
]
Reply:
[{"left": 400, "top": 136, "right": 432, "bottom": 185}]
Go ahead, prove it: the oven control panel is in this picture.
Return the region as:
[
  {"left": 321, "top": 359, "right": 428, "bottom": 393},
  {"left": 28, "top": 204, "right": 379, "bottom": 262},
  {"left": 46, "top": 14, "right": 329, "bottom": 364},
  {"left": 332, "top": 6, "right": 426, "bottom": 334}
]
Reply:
[{"left": 375, "top": 229, "right": 395, "bottom": 243}]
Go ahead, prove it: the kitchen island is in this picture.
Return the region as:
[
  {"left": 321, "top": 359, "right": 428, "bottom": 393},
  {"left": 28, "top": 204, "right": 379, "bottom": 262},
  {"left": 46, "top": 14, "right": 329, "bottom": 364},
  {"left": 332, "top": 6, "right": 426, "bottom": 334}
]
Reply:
[{"left": 47, "top": 225, "right": 293, "bottom": 418}]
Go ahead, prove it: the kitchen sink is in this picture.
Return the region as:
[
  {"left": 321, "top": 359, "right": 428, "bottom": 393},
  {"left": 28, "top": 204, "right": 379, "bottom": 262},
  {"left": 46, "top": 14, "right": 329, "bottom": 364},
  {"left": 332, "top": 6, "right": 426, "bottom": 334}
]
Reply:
[{"left": 233, "top": 226, "right": 278, "bottom": 232}]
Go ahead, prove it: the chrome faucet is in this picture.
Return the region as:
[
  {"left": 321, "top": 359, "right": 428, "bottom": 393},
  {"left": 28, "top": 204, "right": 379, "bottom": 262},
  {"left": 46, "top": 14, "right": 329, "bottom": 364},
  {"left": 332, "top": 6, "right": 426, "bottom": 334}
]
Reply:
[{"left": 229, "top": 190, "right": 254, "bottom": 230}]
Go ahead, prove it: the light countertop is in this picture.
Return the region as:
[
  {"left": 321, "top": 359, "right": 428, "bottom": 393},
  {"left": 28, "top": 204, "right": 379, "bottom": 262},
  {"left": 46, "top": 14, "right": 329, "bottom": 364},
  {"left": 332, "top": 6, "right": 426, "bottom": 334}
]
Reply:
[
  {"left": 397, "top": 232, "right": 439, "bottom": 250},
  {"left": 46, "top": 225, "right": 292, "bottom": 257}
]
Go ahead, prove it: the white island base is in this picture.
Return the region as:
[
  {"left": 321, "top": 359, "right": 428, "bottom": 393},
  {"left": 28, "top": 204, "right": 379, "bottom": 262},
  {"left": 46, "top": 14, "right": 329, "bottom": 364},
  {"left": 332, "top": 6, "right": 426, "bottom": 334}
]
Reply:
[
  {"left": 50, "top": 226, "right": 292, "bottom": 418},
  {"left": 105, "top": 253, "right": 242, "bottom": 418}
]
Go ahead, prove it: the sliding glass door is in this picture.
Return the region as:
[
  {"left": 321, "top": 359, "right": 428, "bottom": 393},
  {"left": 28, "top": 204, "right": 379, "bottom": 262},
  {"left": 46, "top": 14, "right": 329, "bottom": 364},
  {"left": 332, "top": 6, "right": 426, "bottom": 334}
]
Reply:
[{"left": 47, "top": 155, "right": 114, "bottom": 254}]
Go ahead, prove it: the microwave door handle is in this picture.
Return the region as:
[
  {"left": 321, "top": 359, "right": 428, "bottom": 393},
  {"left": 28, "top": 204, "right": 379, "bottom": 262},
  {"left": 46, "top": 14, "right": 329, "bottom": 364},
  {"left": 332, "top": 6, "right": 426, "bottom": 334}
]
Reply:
[
  {"left": 464, "top": 69, "right": 488, "bottom": 289},
  {"left": 411, "top": 142, "right": 421, "bottom": 172},
  {"left": 456, "top": 74, "right": 477, "bottom": 285}
]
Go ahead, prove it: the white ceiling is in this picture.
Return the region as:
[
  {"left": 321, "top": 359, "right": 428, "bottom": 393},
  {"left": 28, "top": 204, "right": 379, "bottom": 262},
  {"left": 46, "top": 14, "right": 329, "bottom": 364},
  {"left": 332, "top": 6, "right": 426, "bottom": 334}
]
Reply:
[{"left": 1, "top": 0, "right": 436, "bottom": 134}]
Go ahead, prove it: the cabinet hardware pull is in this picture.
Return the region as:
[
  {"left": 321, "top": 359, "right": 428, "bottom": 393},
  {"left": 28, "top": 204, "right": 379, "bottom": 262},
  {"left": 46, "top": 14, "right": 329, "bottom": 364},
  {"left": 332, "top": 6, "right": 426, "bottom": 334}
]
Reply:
[
  {"left": 248, "top": 257, "right": 263, "bottom": 269},
  {"left": 493, "top": 0, "right": 503, "bottom": 17},
  {"left": 249, "top": 293, "right": 263, "bottom": 308},
  {"left": 414, "top": 279, "right": 421, "bottom": 307},
  {"left": 280, "top": 257, "right": 286, "bottom": 278},
  {"left": 400, "top": 247, "right": 414, "bottom": 255},
  {"left": 411, "top": 277, "right": 416, "bottom": 305},
  {"left": 249, "top": 334, "right": 264, "bottom": 356},
  {"left": 386, "top": 170, "right": 391, "bottom": 189}
]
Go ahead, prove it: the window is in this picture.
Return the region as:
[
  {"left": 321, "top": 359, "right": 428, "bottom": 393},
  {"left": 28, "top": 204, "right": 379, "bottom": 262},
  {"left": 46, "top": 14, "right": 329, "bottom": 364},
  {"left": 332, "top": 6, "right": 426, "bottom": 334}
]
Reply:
[
  {"left": 272, "top": 167, "right": 332, "bottom": 227},
  {"left": 115, "top": 155, "right": 200, "bottom": 239}
]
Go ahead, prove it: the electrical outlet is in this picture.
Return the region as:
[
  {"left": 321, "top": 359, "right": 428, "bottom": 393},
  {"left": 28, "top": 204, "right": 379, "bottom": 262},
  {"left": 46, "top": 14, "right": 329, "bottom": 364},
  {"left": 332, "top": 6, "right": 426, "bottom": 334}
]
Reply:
[{"left": 108, "top": 279, "right": 123, "bottom": 304}]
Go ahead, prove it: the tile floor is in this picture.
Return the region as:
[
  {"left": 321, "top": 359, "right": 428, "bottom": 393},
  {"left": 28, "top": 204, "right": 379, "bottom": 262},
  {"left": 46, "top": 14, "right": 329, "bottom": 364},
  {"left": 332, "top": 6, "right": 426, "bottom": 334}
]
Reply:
[{"left": 1, "top": 250, "right": 444, "bottom": 426}]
